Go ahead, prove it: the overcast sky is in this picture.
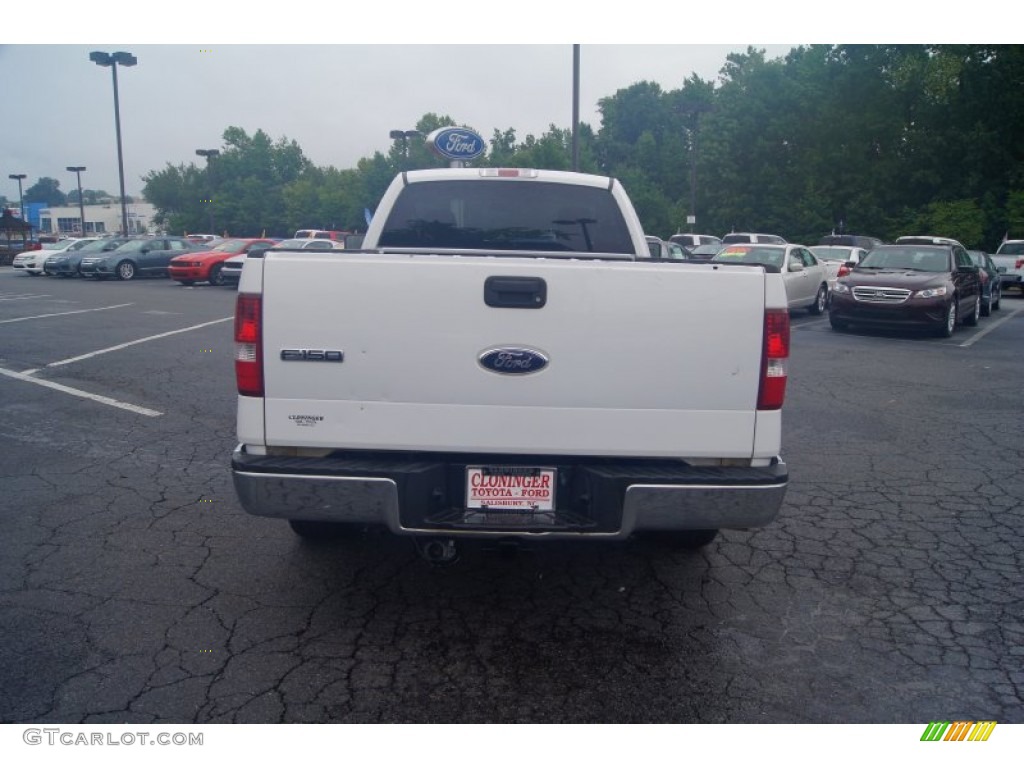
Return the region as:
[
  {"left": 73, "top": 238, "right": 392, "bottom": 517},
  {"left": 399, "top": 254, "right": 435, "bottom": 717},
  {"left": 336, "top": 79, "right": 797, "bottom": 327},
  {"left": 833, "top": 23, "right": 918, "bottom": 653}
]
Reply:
[{"left": 1, "top": 3, "right": 1005, "bottom": 201}]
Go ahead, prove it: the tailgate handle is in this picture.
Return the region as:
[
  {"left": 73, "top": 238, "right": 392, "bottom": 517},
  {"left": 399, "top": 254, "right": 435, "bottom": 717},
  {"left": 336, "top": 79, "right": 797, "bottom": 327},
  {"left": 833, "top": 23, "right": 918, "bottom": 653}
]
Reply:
[{"left": 484, "top": 276, "right": 547, "bottom": 309}]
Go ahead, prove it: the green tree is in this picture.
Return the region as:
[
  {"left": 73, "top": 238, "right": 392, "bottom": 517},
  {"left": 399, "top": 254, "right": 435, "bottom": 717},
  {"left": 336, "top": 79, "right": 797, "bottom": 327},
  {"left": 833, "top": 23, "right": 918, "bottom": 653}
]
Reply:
[
  {"left": 483, "top": 124, "right": 597, "bottom": 173},
  {"left": 143, "top": 127, "right": 312, "bottom": 236},
  {"left": 487, "top": 128, "right": 518, "bottom": 166},
  {"left": 211, "top": 127, "right": 312, "bottom": 236},
  {"left": 926, "top": 199, "right": 985, "bottom": 248},
  {"left": 1004, "top": 190, "right": 1024, "bottom": 239},
  {"left": 24, "top": 177, "right": 66, "bottom": 206},
  {"left": 140, "top": 163, "right": 204, "bottom": 234},
  {"left": 135, "top": 46, "right": 1024, "bottom": 248},
  {"left": 67, "top": 188, "right": 114, "bottom": 205}
]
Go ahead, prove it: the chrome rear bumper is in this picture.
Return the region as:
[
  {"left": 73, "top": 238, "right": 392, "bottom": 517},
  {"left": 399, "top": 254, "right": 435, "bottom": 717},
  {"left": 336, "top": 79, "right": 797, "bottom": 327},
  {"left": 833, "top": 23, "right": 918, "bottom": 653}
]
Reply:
[{"left": 232, "top": 445, "right": 787, "bottom": 540}]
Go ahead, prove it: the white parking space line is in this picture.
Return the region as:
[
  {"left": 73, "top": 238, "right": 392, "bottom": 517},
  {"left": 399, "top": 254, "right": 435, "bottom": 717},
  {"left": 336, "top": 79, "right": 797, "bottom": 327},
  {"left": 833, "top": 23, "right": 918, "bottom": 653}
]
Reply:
[
  {"left": 0, "top": 303, "right": 134, "bottom": 325},
  {"left": 0, "top": 293, "right": 52, "bottom": 301},
  {"left": 0, "top": 367, "right": 162, "bottom": 417},
  {"left": 959, "top": 305, "right": 1024, "bottom": 347},
  {"left": 791, "top": 317, "right": 829, "bottom": 329},
  {"left": 44, "top": 316, "right": 234, "bottom": 369}
]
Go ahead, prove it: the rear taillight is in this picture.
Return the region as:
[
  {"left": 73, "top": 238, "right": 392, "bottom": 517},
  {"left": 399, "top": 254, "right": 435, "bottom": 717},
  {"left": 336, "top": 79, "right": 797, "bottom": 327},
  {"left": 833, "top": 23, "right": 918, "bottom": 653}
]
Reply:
[
  {"left": 235, "top": 294, "right": 263, "bottom": 397},
  {"left": 758, "top": 309, "right": 790, "bottom": 410},
  {"left": 837, "top": 264, "right": 851, "bottom": 277},
  {"left": 1016, "top": 258, "right": 1024, "bottom": 270}
]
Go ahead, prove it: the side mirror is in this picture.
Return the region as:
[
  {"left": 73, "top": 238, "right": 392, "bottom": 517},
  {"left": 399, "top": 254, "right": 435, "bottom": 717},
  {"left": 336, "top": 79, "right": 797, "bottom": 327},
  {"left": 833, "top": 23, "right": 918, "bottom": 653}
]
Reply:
[{"left": 788, "top": 262, "right": 804, "bottom": 272}]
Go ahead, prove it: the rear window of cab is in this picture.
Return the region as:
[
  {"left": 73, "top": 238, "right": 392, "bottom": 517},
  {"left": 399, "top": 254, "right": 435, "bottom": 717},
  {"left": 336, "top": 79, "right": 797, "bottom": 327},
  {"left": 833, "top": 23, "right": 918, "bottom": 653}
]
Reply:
[{"left": 378, "top": 180, "right": 635, "bottom": 254}]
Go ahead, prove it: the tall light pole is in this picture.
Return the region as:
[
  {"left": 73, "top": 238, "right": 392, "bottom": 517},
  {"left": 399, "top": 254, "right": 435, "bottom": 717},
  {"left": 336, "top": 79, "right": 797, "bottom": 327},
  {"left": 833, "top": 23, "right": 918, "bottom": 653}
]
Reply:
[
  {"left": 90, "top": 50, "right": 137, "bottom": 236},
  {"left": 8, "top": 173, "right": 26, "bottom": 220},
  {"left": 677, "top": 101, "right": 715, "bottom": 233},
  {"left": 389, "top": 130, "right": 421, "bottom": 170},
  {"left": 195, "top": 149, "right": 220, "bottom": 234},
  {"left": 572, "top": 45, "right": 580, "bottom": 171},
  {"left": 66, "top": 166, "right": 87, "bottom": 236}
]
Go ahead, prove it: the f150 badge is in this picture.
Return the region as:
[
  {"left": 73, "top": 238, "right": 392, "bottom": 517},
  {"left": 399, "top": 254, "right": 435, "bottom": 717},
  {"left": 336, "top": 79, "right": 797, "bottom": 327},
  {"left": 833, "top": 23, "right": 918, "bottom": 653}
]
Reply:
[
  {"left": 280, "top": 349, "right": 344, "bottom": 362},
  {"left": 478, "top": 347, "right": 549, "bottom": 375}
]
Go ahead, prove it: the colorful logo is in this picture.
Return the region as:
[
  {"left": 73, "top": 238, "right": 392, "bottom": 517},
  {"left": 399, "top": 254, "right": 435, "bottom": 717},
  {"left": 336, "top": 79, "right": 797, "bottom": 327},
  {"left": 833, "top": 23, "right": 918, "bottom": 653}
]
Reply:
[{"left": 920, "top": 721, "right": 997, "bottom": 742}]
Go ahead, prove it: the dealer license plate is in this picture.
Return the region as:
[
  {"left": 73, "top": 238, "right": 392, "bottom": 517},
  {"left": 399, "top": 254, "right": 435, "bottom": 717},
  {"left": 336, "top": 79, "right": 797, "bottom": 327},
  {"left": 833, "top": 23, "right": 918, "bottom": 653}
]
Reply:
[{"left": 465, "top": 466, "right": 556, "bottom": 512}]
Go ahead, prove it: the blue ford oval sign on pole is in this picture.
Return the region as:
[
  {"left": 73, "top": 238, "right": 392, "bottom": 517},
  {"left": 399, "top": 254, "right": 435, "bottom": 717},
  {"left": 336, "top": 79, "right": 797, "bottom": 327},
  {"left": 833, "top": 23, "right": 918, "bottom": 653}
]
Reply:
[{"left": 426, "top": 127, "right": 485, "bottom": 167}]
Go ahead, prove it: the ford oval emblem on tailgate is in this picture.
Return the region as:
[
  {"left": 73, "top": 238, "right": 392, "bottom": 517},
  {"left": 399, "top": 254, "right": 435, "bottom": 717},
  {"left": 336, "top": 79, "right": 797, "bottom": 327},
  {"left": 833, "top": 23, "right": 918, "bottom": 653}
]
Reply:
[{"left": 479, "top": 347, "right": 549, "bottom": 375}]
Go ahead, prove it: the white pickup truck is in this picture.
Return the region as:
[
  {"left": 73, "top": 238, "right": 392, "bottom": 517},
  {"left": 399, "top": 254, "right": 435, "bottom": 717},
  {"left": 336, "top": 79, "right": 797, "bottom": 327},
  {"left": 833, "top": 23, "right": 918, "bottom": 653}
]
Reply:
[
  {"left": 230, "top": 168, "right": 790, "bottom": 561},
  {"left": 992, "top": 239, "right": 1024, "bottom": 294}
]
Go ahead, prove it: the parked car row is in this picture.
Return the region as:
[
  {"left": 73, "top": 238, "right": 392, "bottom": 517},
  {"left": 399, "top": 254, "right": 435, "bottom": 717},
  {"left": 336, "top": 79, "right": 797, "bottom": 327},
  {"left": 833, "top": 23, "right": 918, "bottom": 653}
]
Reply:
[
  {"left": 78, "top": 236, "right": 204, "bottom": 280},
  {"left": 11, "top": 233, "right": 1019, "bottom": 340},
  {"left": 667, "top": 232, "right": 791, "bottom": 251},
  {"left": 11, "top": 234, "right": 370, "bottom": 288},
  {"left": 45, "top": 237, "right": 134, "bottom": 276},
  {"left": 646, "top": 232, "right": 1017, "bottom": 337},
  {"left": 12, "top": 237, "right": 100, "bottom": 274},
  {"left": 11, "top": 235, "right": 262, "bottom": 284}
]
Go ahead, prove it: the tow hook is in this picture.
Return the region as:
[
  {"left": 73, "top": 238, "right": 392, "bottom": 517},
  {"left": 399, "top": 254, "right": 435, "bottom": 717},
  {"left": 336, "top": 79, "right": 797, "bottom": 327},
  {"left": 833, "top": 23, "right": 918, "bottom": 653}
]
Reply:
[{"left": 416, "top": 537, "right": 459, "bottom": 565}]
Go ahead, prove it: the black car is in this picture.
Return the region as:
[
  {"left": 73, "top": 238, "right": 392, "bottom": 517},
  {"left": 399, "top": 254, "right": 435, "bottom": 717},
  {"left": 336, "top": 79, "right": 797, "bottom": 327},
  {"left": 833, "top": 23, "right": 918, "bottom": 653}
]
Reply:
[
  {"left": 45, "top": 237, "right": 132, "bottom": 277},
  {"left": 829, "top": 243, "right": 982, "bottom": 337},
  {"left": 967, "top": 250, "right": 1002, "bottom": 316},
  {"left": 687, "top": 243, "right": 723, "bottom": 261}
]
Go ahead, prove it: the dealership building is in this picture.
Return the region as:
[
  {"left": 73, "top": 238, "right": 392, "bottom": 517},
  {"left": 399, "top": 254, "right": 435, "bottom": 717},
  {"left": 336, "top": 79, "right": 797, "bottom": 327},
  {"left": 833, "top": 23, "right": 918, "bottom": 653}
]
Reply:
[{"left": 35, "top": 200, "right": 157, "bottom": 236}]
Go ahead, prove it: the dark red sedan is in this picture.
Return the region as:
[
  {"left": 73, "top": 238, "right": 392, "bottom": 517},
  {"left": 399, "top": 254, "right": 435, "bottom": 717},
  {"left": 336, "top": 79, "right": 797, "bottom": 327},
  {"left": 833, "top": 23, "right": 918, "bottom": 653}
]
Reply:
[
  {"left": 829, "top": 243, "right": 982, "bottom": 337},
  {"left": 168, "top": 238, "right": 277, "bottom": 286}
]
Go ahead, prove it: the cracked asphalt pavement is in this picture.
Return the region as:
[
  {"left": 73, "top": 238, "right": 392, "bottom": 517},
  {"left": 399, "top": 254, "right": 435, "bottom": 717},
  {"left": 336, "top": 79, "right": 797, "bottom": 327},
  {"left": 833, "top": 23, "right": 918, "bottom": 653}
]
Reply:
[{"left": 1, "top": 270, "right": 1022, "bottom": 723}]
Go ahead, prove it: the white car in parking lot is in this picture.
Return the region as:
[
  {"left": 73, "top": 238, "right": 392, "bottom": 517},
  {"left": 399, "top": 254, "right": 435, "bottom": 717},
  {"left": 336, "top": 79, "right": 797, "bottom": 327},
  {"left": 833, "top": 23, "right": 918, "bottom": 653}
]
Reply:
[
  {"left": 713, "top": 242, "right": 830, "bottom": 314},
  {"left": 810, "top": 245, "right": 871, "bottom": 293},
  {"left": 992, "top": 239, "right": 1024, "bottom": 294},
  {"left": 669, "top": 233, "right": 722, "bottom": 250},
  {"left": 12, "top": 238, "right": 99, "bottom": 275}
]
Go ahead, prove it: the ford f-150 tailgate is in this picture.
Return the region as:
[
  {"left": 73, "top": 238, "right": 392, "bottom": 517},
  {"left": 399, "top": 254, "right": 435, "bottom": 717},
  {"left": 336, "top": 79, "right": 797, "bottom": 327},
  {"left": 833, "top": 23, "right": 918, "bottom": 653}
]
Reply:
[{"left": 244, "top": 251, "right": 779, "bottom": 461}]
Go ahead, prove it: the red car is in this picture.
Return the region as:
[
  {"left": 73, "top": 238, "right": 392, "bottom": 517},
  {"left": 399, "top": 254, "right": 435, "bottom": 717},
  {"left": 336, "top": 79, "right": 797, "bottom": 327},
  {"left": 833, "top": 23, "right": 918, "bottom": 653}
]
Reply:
[{"left": 168, "top": 238, "right": 277, "bottom": 286}]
